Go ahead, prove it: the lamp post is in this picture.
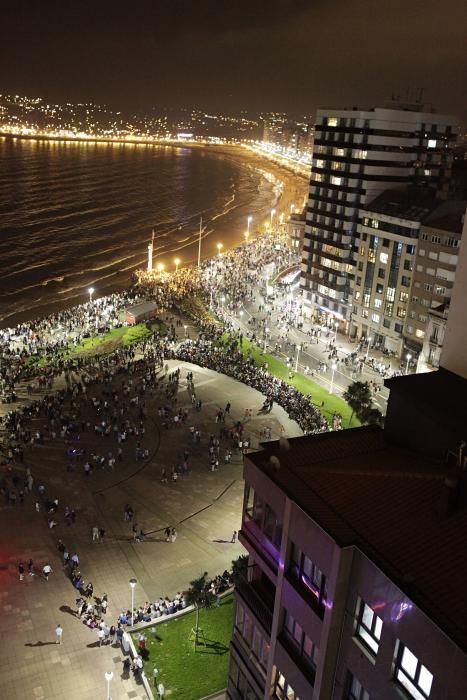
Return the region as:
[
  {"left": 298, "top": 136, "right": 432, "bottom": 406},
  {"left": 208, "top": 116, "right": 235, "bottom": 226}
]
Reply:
[
  {"left": 239, "top": 310, "right": 244, "bottom": 323},
  {"left": 405, "top": 353, "right": 412, "bottom": 375},
  {"left": 330, "top": 362, "right": 337, "bottom": 395},
  {"left": 270, "top": 208, "right": 276, "bottom": 228},
  {"left": 156, "top": 262, "right": 165, "bottom": 274},
  {"left": 279, "top": 212, "right": 284, "bottom": 226},
  {"left": 184, "top": 325, "right": 188, "bottom": 338},
  {"left": 247, "top": 215, "right": 252, "bottom": 237},
  {"left": 216, "top": 242, "right": 223, "bottom": 256},
  {"left": 174, "top": 257, "right": 181, "bottom": 273},
  {"left": 104, "top": 671, "right": 113, "bottom": 700},
  {"left": 334, "top": 320, "right": 339, "bottom": 343},
  {"left": 129, "top": 578, "right": 137, "bottom": 627},
  {"left": 365, "top": 337, "right": 372, "bottom": 360},
  {"left": 295, "top": 345, "right": 301, "bottom": 372},
  {"left": 88, "top": 287, "right": 94, "bottom": 304}
]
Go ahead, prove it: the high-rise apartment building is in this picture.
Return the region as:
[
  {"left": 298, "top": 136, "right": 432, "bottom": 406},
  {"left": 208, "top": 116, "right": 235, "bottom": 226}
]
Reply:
[{"left": 301, "top": 105, "right": 458, "bottom": 333}]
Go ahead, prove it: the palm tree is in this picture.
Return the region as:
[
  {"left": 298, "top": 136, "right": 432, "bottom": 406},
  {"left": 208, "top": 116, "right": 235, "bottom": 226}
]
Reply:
[
  {"left": 343, "top": 381, "right": 373, "bottom": 426},
  {"left": 186, "top": 572, "right": 217, "bottom": 648}
]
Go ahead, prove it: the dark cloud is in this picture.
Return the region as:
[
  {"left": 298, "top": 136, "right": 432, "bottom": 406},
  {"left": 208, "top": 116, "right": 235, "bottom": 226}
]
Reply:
[{"left": 0, "top": 0, "right": 465, "bottom": 120}]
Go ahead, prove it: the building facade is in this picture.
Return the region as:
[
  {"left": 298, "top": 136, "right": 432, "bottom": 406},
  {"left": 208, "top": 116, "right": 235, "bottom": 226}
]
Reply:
[
  {"left": 404, "top": 208, "right": 464, "bottom": 359},
  {"left": 300, "top": 105, "right": 457, "bottom": 332},
  {"left": 228, "top": 424, "right": 467, "bottom": 700},
  {"left": 287, "top": 212, "right": 306, "bottom": 253}
]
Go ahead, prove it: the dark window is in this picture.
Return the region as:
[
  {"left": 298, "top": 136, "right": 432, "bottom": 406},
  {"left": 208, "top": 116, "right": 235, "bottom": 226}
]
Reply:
[
  {"left": 288, "top": 543, "right": 327, "bottom": 613},
  {"left": 377, "top": 268, "right": 385, "bottom": 279}
]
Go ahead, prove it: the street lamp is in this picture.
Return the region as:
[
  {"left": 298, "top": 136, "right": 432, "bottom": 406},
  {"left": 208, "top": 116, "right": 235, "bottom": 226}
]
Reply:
[
  {"left": 330, "top": 362, "right": 337, "bottom": 395},
  {"left": 129, "top": 578, "right": 137, "bottom": 627},
  {"left": 279, "top": 212, "right": 284, "bottom": 226},
  {"left": 239, "top": 310, "right": 244, "bottom": 321},
  {"left": 184, "top": 324, "right": 188, "bottom": 338},
  {"left": 405, "top": 353, "right": 412, "bottom": 375},
  {"left": 365, "top": 337, "right": 372, "bottom": 360},
  {"left": 216, "top": 242, "right": 223, "bottom": 256},
  {"left": 88, "top": 287, "right": 94, "bottom": 303},
  {"left": 295, "top": 345, "right": 301, "bottom": 372},
  {"left": 156, "top": 262, "right": 165, "bottom": 274},
  {"left": 270, "top": 208, "right": 276, "bottom": 227},
  {"left": 290, "top": 203, "right": 295, "bottom": 214},
  {"left": 104, "top": 671, "right": 113, "bottom": 700},
  {"left": 174, "top": 257, "right": 181, "bottom": 273},
  {"left": 247, "top": 215, "right": 252, "bottom": 236},
  {"left": 334, "top": 320, "right": 339, "bottom": 343}
]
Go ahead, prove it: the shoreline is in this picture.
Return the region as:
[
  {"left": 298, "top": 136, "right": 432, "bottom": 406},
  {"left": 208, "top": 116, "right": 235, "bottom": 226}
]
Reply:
[{"left": 0, "top": 137, "right": 307, "bottom": 329}]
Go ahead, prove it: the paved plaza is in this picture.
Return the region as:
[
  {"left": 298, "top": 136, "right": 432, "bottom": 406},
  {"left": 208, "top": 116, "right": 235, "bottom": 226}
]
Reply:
[{"left": 0, "top": 360, "right": 301, "bottom": 700}]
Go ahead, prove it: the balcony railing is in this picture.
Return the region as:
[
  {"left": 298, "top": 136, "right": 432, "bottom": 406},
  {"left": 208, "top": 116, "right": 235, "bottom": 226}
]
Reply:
[{"left": 235, "top": 576, "right": 274, "bottom": 634}]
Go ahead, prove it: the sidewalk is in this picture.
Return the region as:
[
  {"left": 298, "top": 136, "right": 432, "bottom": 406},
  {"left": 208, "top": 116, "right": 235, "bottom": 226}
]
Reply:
[{"left": 0, "top": 361, "right": 301, "bottom": 700}]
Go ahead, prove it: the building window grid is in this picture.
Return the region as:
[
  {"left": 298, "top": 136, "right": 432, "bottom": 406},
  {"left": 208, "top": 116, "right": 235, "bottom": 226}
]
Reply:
[
  {"left": 283, "top": 610, "right": 319, "bottom": 671},
  {"left": 274, "top": 670, "right": 301, "bottom": 700},
  {"left": 355, "top": 600, "right": 383, "bottom": 655},
  {"left": 347, "top": 673, "right": 370, "bottom": 700},
  {"left": 394, "top": 643, "right": 434, "bottom": 700},
  {"left": 289, "top": 544, "right": 327, "bottom": 607}
]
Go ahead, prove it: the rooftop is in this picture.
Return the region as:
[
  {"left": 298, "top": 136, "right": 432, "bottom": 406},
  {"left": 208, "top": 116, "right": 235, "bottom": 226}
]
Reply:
[
  {"left": 364, "top": 188, "right": 440, "bottom": 222},
  {"left": 248, "top": 425, "right": 467, "bottom": 653}
]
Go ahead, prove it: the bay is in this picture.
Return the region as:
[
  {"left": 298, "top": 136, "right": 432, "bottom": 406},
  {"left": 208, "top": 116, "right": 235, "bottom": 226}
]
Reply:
[{"left": 0, "top": 137, "right": 280, "bottom": 325}]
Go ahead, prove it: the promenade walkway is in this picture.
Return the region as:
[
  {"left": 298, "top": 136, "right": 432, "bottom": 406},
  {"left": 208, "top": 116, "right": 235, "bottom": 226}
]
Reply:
[{"left": 0, "top": 360, "right": 300, "bottom": 700}]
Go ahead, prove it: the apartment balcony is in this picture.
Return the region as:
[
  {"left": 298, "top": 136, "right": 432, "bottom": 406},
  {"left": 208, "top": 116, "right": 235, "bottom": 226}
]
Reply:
[
  {"left": 235, "top": 575, "right": 275, "bottom": 635},
  {"left": 240, "top": 518, "right": 280, "bottom": 582}
]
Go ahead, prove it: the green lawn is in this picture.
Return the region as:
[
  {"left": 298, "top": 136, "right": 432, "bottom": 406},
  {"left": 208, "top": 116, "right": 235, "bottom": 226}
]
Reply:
[
  {"left": 131, "top": 595, "right": 233, "bottom": 700},
  {"left": 32, "top": 322, "right": 162, "bottom": 368},
  {"left": 222, "top": 336, "right": 359, "bottom": 427}
]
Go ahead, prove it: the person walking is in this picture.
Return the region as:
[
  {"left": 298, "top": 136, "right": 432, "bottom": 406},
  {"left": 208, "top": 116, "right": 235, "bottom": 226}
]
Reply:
[
  {"left": 18, "top": 562, "right": 25, "bottom": 581},
  {"left": 231, "top": 530, "right": 237, "bottom": 543},
  {"left": 43, "top": 563, "right": 53, "bottom": 581},
  {"left": 55, "top": 624, "right": 63, "bottom": 644},
  {"left": 28, "top": 558, "right": 34, "bottom": 576}
]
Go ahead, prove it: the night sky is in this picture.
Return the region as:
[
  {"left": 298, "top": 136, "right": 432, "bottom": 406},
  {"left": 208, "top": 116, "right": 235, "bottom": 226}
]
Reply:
[{"left": 1, "top": 0, "right": 466, "bottom": 119}]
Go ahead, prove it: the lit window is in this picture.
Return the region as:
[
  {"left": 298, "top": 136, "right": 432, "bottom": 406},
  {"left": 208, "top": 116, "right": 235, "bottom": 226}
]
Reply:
[
  {"left": 374, "top": 299, "right": 382, "bottom": 309},
  {"left": 394, "top": 644, "right": 433, "bottom": 700},
  {"left": 331, "top": 176, "right": 342, "bottom": 186},
  {"left": 434, "top": 285, "right": 446, "bottom": 296},
  {"left": 371, "top": 313, "right": 380, "bottom": 323},
  {"left": 275, "top": 670, "right": 301, "bottom": 700},
  {"left": 428, "top": 139, "right": 437, "bottom": 148},
  {"left": 315, "top": 159, "right": 324, "bottom": 168},
  {"left": 371, "top": 219, "right": 379, "bottom": 229},
  {"left": 379, "top": 252, "right": 388, "bottom": 264},
  {"left": 289, "top": 544, "right": 327, "bottom": 610},
  {"left": 415, "top": 329, "right": 425, "bottom": 339},
  {"left": 424, "top": 169, "right": 431, "bottom": 176},
  {"left": 327, "top": 117, "right": 338, "bottom": 127}
]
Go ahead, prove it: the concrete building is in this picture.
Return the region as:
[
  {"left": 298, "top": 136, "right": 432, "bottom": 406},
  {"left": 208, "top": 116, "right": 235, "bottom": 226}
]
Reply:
[
  {"left": 228, "top": 411, "right": 467, "bottom": 700},
  {"left": 287, "top": 211, "right": 306, "bottom": 253},
  {"left": 352, "top": 190, "right": 439, "bottom": 352},
  {"left": 404, "top": 205, "right": 465, "bottom": 360},
  {"left": 417, "top": 303, "right": 448, "bottom": 373},
  {"left": 301, "top": 105, "right": 458, "bottom": 333}
]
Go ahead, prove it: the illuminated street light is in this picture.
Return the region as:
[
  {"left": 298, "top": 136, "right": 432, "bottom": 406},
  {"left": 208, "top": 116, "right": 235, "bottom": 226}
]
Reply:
[
  {"left": 244, "top": 230, "right": 249, "bottom": 243},
  {"left": 330, "top": 362, "right": 337, "bottom": 395},
  {"left": 216, "top": 242, "right": 223, "bottom": 256},
  {"left": 104, "top": 671, "right": 113, "bottom": 700},
  {"left": 129, "top": 578, "right": 137, "bottom": 627},
  {"left": 295, "top": 344, "right": 301, "bottom": 372},
  {"left": 174, "top": 257, "right": 181, "bottom": 273},
  {"left": 365, "top": 337, "right": 372, "bottom": 360},
  {"left": 334, "top": 320, "right": 339, "bottom": 343},
  {"left": 156, "top": 262, "right": 165, "bottom": 274},
  {"left": 88, "top": 287, "right": 94, "bottom": 303},
  {"left": 279, "top": 212, "right": 284, "bottom": 225},
  {"left": 406, "top": 353, "right": 412, "bottom": 375},
  {"left": 184, "top": 324, "right": 188, "bottom": 338},
  {"left": 247, "top": 215, "right": 253, "bottom": 236},
  {"left": 270, "top": 208, "right": 276, "bottom": 227}
]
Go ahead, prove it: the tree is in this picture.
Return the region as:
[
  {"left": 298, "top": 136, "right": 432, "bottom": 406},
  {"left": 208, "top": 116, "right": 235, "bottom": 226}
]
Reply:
[
  {"left": 231, "top": 555, "right": 248, "bottom": 585},
  {"left": 186, "top": 572, "right": 217, "bottom": 648},
  {"left": 343, "top": 381, "right": 373, "bottom": 426},
  {"left": 360, "top": 406, "right": 384, "bottom": 427}
]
